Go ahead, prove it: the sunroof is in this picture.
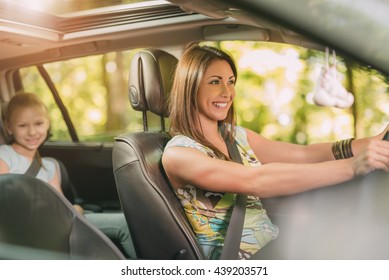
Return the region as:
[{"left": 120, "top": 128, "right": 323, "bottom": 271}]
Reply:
[{"left": 0, "top": 0, "right": 162, "bottom": 15}]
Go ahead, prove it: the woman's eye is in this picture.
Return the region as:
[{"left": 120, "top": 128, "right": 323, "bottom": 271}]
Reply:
[{"left": 209, "top": 79, "right": 220, "bottom": 85}]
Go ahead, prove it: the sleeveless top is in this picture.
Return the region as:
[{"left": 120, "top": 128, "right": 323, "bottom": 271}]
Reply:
[
  {"left": 0, "top": 145, "right": 58, "bottom": 183},
  {"left": 165, "top": 126, "right": 279, "bottom": 259}
]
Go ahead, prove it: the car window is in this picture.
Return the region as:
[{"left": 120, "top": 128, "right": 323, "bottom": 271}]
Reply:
[
  {"left": 205, "top": 41, "right": 389, "bottom": 144},
  {"left": 19, "top": 41, "right": 389, "bottom": 144},
  {"left": 20, "top": 49, "right": 163, "bottom": 142}
]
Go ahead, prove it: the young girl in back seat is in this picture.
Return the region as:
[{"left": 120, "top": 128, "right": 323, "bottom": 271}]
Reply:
[
  {"left": 0, "top": 93, "right": 62, "bottom": 194},
  {"left": 0, "top": 92, "right": 135, "bottom": 259}
]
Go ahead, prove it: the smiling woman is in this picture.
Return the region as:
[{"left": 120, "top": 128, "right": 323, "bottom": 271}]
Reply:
[
  {"left": 162, "top": 44, "right": 389, "bottom": 260},
  {"left": 1, "top": 0, "right": 389, "bottom": 264}
]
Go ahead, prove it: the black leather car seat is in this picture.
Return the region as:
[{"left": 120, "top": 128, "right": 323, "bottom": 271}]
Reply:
[
  {"left": 0, "top": 102, "right": 10, "bottom": 145},
  {"left": 0, "top": 173, "right": 125, "bottom": 259},
  {"left": 112, "top": 49, "right": 205, "bottom": 260}
]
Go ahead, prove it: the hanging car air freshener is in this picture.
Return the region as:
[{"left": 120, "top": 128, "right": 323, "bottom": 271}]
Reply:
[{"left": 313, "top": 47, "right": 354, "bottom": 108}]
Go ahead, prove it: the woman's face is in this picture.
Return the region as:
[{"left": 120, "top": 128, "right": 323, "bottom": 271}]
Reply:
[
  {"left": 6, "top": 105, "right": 49, "bottom": 152},
  {"left": 196, "top": 59, "right": 236, "bottom": 125}
]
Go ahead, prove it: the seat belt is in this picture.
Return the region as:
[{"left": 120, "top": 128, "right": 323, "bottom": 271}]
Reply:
[
  {"left": 25, "top": 155, "right": 40, "bottom": 177},
  {"left": 219, "top": 135, "right": 247, "bottom": 260}
]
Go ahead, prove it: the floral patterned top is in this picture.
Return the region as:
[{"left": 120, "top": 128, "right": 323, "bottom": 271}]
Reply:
[{"left": 165, "top": 125, "right": 279, "bottom": 259}]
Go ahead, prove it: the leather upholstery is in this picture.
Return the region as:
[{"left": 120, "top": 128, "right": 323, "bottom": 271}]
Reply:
[
  {"left": 0, "top": 102, "right": 10, "bottom": 145},
  {"left": 0, "top": 174, "right": 125, "bottom": 259},
  {"left": 113, "top": 49, "right": 205, "bottom": 259},
  {"left": 128, "top": 49, "right": 177, "bottom": 117}
]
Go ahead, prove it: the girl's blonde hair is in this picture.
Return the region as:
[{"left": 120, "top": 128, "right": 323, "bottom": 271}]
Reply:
[
  {"left": 169, "top": 44, "right": 238, "bottom": 159},
  {"left": 4, "top": 92, "right": 49, "bottom": 133}
]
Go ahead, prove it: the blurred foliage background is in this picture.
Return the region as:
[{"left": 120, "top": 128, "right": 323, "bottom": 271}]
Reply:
[{"left": 20, "top": 41, "right": 389, "bottom": 144}]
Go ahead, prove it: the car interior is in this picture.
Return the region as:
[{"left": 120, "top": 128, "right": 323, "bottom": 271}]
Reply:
[
  {"left": 115, "top": 47, "right": 389, "bottom": 260},
  {"left": 0, "top": 173, "right": 125, "bottom": 260},
  {"left": 1, "top": 0, "right": 389, "bottom": 260},
  {"left": 112, "top": 48, "right": 205, "bottom": 260}
]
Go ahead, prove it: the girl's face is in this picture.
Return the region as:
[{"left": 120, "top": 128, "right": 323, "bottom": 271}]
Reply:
[
  {"left": 6, "top": 105, "right": 49, "bottom": 152},
  {"left": 196, "top": 59, "right": 236, "bottom": 125}
]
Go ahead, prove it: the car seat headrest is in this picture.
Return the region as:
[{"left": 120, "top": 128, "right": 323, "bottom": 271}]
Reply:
[{"left": 128, "top": 49, "right": 178, "bottom": 118}]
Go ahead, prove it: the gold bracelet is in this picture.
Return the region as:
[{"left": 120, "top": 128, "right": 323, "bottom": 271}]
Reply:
[
  {"left": 332, "top": 138, "right": 354, "bottom": 160},
  {"left": 344, "top": 138, "right": 354, "bottom": 158},
  {"left": 332, "top": 141, "right": 340, "bottom": 159}
]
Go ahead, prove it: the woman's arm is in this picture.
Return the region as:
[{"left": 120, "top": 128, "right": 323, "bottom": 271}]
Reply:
[
  {"left": 162, "top": 145, "right": 384, "bottom": 199},
  {"left": 246, "top": 123, "right": 389, "bottom": 164},
  {"left": 351, "top": 123, "right": 389, "bottom": 155},
  {"left": 246, "top": 128, "right": 334, "bottom": 164}
]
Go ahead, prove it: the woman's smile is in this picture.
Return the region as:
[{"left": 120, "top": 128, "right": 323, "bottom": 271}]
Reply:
[{"left": 213, "top": 102, "right": 228, "bottom": 108}]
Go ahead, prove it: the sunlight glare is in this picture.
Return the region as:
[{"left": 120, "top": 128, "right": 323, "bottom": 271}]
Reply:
[
  {"left": 261, "top": 123, "right": 278, "bottom": 138},
  {"left": 320, "top": 120, "right": 332, "bottom": 134},
  {"left": 88, "top": 109, "right": 102, "bottom": 124},
  {"left": 278, "top": 113, "right": 291, "bottom": 126},
  {"left": 333, "top": 115, "right": 353, "bottom": 138},
  {"left": 239, "top": 48, "right": 303, "bottom": 75},
  {"left": 279, "top": 88, "right": 294, "bottom": 104},
  {"left": 305, "top": 92, "right": 315, "bottom": 104},
  {"left": 75, "top": 70, "right": 87, "bottom": 82},
  {"left": 296, "top": 131, "right": 307, "bottom": 144},
  {"left": 106, "top": 62, "right": 117, "bottom": 73},
  {"left": 5, "top": 0, "right": 48, "bottom": 12}
]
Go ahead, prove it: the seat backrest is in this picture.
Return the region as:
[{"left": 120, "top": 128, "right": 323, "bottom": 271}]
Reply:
[
  {"left": 0, "top": 102, "right": 10, "bottom": 145},
  {"left": 112, "top": 49, "right": 205, "bottom": 260},
  {"left": 0, "top": 173, "right": 125, "bottom": 259}
]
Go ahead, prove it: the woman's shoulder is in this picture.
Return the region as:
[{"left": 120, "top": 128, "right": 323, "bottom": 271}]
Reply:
[
  {"left": 165, "top": 134, "right": 213, "bottom": 156},
  {"left": 233, "top": 125, "right": 249, "bottom": 144},
  {"left": 166, "top": 134, "right": 201, "bottom": 150},
  {"left": 234, "top": 125, "right": 247, "bottom": 136}
]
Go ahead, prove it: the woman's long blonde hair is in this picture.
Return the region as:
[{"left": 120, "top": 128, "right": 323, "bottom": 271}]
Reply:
[{"left": 169, "top": 44, "right": 238, "bottom": 159}]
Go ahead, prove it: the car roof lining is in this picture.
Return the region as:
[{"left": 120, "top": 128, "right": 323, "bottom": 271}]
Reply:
[{"left": 0, "top": 0, "right": 322, "bottom": 70}]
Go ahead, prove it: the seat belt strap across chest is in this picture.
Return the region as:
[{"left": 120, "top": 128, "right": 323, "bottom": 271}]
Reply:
[
  {"left": 25, "top": 156, "right": 40, "bottom": 177},
  {"left": 219, "top": 136, "right": 247, "bottom": 260}
]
